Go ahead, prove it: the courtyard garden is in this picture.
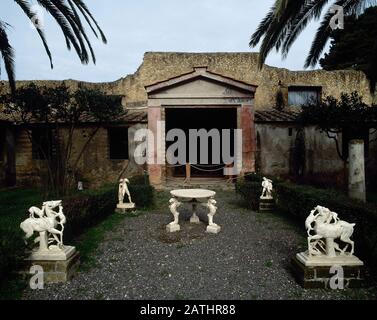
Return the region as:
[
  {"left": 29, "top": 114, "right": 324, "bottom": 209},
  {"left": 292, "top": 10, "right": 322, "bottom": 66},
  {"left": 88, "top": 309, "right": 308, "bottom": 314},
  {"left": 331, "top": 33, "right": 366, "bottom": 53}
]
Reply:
[{"left": 1, "top": 177, "right": 377, "bottom": 300}]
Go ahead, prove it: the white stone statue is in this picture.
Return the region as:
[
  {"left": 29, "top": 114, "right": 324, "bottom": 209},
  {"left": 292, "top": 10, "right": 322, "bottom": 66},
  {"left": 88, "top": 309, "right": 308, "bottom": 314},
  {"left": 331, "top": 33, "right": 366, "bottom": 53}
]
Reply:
[
  {"left": 117, "top": 178, "right": 135, "bottom": 210},
  {"left": 261, "top": 177, "right": 273, "bottom": 199},
  {"left": 205, "top": 198, "right": 218, "bottom": 227},
  {"left": 167, "top": 198, "right": 182, "bottom": 232},
  {"left": 20, "top": 200, "right": 75, "bottom": 260},
  {"left": 119, "top": 178, "right": 132, "bottom": 204},
  {"left": 305, "top": 206, "right": 355, "bottom": 258}
]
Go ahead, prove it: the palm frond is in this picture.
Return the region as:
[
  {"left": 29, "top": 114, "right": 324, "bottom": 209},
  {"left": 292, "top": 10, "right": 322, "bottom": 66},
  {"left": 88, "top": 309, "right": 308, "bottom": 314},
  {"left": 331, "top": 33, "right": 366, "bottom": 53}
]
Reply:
[
  {"left": 36, "top": 0, "right": 87, "bottom": 63},
  {"left": 14, "top": 0, "right": 54, "bottom": 68},
  {"left": 304, "top": 0, "right": 369, "bottom": 68},
  {"left": 282, "top": 0, "right": 330, "bottom": 58},
  {"left": 249, "top": 7, "right": 275, "bottom": 47},
  {"left": 256, "top": 0, "right": 310, "bottom": 67},
  {"left": 0, "top": 21, "right": 16, "bottom": 94},
  {"left": 70, "top": 0, "right": 107, "bottom": 43}
]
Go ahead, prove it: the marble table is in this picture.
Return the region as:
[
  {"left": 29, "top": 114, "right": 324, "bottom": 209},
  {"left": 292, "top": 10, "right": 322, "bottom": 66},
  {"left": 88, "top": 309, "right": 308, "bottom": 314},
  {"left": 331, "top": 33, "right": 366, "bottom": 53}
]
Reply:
[{"left": 166, "top": 189, "right": 221, "bottom": 234}]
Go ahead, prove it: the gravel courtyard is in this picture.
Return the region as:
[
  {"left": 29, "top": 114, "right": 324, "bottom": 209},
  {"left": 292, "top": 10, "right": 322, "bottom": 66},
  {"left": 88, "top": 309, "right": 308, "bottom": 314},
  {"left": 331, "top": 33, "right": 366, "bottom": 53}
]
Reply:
[{"left": 23, "top": 190, "right": 377, "bottom": 300}]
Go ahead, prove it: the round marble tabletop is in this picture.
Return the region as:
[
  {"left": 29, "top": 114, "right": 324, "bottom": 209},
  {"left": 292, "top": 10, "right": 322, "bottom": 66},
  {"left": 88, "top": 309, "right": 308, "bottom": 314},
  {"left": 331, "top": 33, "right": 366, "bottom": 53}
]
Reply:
[{"left": 170, "top": 189, "right": 216, "bottom": 200}]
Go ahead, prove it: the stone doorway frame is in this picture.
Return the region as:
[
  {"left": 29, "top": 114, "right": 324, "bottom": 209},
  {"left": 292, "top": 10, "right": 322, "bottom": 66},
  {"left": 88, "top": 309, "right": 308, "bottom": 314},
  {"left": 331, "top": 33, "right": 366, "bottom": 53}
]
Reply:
[{"left": 145, "top": 67, "right": 258, "bottom": 187}]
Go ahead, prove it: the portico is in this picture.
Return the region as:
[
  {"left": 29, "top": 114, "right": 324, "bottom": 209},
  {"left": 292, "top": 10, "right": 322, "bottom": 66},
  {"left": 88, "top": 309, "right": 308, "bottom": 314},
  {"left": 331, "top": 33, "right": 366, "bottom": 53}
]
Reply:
[{"left": 145, "top": 66, "right": 258, "bottom": 187}]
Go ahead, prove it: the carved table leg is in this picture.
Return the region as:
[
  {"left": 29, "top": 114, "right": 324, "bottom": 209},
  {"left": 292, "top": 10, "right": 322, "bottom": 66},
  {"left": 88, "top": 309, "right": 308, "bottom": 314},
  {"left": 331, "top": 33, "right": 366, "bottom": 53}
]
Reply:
[
  {"left": 166, "top": 197, "right": 182, "bottom": 233},
  {"left": 190, "top": 201, "right": 200, "bottom": 224},
  {"left": 205, "top": 197, "right": 221, "bottom": 234}
]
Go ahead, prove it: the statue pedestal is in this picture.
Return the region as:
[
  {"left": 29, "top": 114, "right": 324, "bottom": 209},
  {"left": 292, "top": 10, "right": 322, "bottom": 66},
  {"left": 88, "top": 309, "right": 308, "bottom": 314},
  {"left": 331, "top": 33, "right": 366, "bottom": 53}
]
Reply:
[
  {"left": 259, "top": 197, "right": 275, "bottom": 213},
  {"left": 166, "top": 223, "right": 180, "bottom": 233},
  {"left": 116, "top": 202, "right": 136, "bottom": 214},
  {"left": 206, "top": 224, "right": 221, "bottom": 234},
  {"left": 291, "top": 252, "right": 365, "bottom": 289},
  {"left": 24, "top": 247, "right": 80, "bottom": 284},
  {"left": 28, "top": 245, "right": 76, "bottom": 261}
]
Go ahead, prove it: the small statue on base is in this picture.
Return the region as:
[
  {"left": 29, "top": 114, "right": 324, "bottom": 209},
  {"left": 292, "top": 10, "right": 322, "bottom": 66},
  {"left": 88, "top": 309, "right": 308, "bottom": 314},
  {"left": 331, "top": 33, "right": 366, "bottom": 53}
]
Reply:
[
  {"left": 205, "top": 198, "right": 221, "bottom": 234},
  {"left": 116, "top": 178, "right": 135, "bottom": 212},
  {"left": 261, "top": 177, "right": 273, "bottom": 199},
  {"left": 166, "top": 198, "right": 182, "bottom": 232},
  {"left": 259, "top": 177, "right": 275, "bottom": 212},
  {"left": 20, "top": 200, "right": 76, "bottom": 261}
]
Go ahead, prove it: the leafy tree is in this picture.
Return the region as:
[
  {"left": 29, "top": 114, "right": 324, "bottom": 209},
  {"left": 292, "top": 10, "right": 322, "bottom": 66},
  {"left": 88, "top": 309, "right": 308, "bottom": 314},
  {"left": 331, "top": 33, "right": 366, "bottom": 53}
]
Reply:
[
  {"left": 249, "top": 0, "right": 377, "bottom": 90},
  {"left": 320, "top": 7, "right": 377, "bottom": 90},
  {"left": 1, "top": 83, "right": 124, "bottom": 195},
  {"left": 299, "top": 91, "right": 377, "bottom": 162},
  {"left": 0, "top": 0, "right": 106, "bottom": 94}
]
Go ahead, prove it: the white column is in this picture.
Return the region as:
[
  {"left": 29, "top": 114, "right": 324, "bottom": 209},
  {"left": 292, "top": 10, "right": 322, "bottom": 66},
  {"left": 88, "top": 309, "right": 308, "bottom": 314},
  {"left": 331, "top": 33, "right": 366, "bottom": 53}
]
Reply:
[{"left": 348, "top": 140, "right": 366, "bottom": 203}]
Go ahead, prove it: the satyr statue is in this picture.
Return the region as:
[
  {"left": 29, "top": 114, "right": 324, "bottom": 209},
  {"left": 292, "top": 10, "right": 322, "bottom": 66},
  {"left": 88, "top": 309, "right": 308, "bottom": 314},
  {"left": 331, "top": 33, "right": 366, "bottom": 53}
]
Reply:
[
  {"left": 118, "top": 178, "right": 132, "bottom": 204},
  {"left": 168, "top": 198, "right": 182, "bottom": 227},
  {"left": 20, "top": 200, "right": 66, "bottom": 253},
  {"left": 205, "top": 198, "right": 218, "bottom": 227},
  {"left": 305, "top": 206, "right": 356, "bottom": 258},
  {"left": 261, "top": 177, "right": 273, "bottom": 199}
]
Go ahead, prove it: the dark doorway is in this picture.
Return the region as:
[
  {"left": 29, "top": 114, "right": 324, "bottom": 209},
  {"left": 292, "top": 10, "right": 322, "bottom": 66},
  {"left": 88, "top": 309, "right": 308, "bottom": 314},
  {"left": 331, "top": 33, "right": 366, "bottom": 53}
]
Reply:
[{"left": 165, "top": 108, "right": 237, "bottom": 177}]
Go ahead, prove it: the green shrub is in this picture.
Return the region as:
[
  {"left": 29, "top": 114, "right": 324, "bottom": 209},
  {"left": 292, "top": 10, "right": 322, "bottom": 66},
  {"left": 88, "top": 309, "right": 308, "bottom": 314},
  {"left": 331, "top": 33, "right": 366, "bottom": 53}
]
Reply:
[
  {"left": 63, "top": 185, "right": 117, "bottom": 241},
  {"left": 235, "top": 179, "right": 261, "bottom": 211},
  {"left": 244, "top": 172, "right": 264, "bottom": 183},
  {"left": 128, "top": 174, "right": 155, "bottom": 208},
  {"left": 275, "top": 182, "right": 377, "bottom": 268},
  {"left": 0, "top": 228, "right": 27, "bottom": 285}
]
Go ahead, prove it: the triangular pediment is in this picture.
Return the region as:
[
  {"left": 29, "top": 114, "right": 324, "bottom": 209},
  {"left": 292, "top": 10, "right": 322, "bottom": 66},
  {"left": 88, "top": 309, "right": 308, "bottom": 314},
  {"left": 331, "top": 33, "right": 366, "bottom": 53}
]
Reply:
[{"left": 146, "top": 67, "right": 257, "bottom": 99}]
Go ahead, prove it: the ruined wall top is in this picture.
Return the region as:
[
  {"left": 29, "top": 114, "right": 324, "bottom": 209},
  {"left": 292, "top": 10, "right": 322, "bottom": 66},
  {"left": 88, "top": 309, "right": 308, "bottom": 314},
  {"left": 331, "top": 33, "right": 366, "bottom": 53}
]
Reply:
[{"left": 0, "top": 52, "right": 373, "bottom": 111}]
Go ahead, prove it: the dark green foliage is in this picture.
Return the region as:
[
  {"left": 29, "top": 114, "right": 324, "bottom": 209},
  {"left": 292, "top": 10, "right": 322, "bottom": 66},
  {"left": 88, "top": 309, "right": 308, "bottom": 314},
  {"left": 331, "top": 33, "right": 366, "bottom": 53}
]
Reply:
[
  {"left": 0, "top": 188, "right": 43, "bottom": 285},
  {"left": 1, "top": 83, "right": 124, "bottom": 195},
  {"left": 320, "top": 7, "right": 377, "bottom": 91},
  {"left": 128, "top": 174, "right": 155, "bottom": 208},
  {"left": 299, "top": 92, "right": 377, "bottom": 161},
  {"left": 275, "top": 182, "right": 377, "bottom": 268},
  {"left": 249, "top": 1, "right": 377, "bottom": 91},
  {"left": 0, "top": 228, "right": 27, "bottom": 285},
  {"left": 300, "top": 92, "right": 377, "bottom": 129},
  {"left": 63, "top": 185, "right": 118, "bottom": 241},
  {"left": 235, "top": 180, "right": 261, "bottom": 211}
]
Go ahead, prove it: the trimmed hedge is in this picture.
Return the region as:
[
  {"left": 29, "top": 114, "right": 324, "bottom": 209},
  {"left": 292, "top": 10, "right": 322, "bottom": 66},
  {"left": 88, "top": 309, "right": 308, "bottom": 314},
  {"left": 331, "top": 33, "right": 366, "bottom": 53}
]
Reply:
[
  {"left": 276, "top": 182, "right": 377, "bottom": 268},
  {"left": 128, "top": 175, "right": 155, "bottom": 209},
  {"left": 63, "top": 185, "right": 118, "bottom": 241},
  {"left": 235, "top": 180, "right": 261, "bottom": 211}
]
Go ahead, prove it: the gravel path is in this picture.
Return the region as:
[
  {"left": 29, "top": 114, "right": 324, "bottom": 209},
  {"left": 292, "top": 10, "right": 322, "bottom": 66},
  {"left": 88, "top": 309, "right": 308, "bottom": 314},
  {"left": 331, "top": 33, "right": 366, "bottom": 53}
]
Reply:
[{"left": 23, "top": 190, "right": 377, "bottom": 300}]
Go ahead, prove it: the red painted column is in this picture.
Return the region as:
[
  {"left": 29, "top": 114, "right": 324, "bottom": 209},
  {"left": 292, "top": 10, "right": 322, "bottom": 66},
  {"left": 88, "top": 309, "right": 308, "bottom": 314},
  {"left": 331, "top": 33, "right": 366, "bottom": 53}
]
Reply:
[
  {"left": 148, "top": 106, "right": 162, "bottom": 186},
  {"left": 241, "top": 104, "right": 256, "bottom": 173}
]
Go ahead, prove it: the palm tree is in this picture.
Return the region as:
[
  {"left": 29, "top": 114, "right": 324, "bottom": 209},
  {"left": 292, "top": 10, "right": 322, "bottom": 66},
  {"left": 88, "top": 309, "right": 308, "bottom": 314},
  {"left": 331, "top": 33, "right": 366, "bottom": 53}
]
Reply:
[
  {"left": 250, "top": 0, "right": 377, "bottom": 86},
  {"left": 0, "top": 0, "right": 107, "bottom": 94}
]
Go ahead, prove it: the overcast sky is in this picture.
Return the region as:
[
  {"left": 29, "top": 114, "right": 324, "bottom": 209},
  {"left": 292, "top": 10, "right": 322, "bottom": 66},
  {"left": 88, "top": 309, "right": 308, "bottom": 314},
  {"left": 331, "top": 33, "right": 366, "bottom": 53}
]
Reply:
[{"left": 0, "top": 0, "right": 329, "bottom": 83}]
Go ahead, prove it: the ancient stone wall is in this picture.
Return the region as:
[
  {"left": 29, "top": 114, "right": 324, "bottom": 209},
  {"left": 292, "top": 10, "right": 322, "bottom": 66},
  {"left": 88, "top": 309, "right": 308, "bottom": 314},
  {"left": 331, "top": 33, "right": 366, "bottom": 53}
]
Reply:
[
  {"left": 256, "top": 124, "right": 377, "bottom": 188},
  {"left": 1, "top": 52, "right": 374, "bottom": 110},
  {"left": 12, "top": 124, "right": 145, "bottom": 188}
]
